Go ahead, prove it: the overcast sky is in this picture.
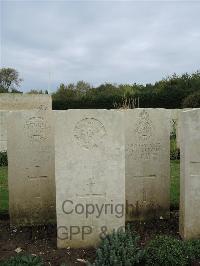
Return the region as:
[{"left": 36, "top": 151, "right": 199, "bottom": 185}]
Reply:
[{"left": 1, "top": 1, "right": 200, "bottom": 92}]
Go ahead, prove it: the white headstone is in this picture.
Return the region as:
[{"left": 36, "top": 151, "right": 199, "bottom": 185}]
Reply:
[
  {"left": 179, "top": 109, "right": 200, "bottom": 239},
  {"left": 176, "top": 109, "right": 194, "bottom": 149},
  {"left": 0, "top": 94, "right": 52, "bottom": 151},
  {"left": 0, "top": 111, "right": 8, "bottom": 152},
  {"left": 7, "top": 111, "right": 55, "bottom": 225},
  {"left": 55, "top": 110, "right": 125, "bottom": 248},
  {"left": 0, "top": 93, "right": 52, "bottom": 110},
  {"left": 125, "top": 109, "right": 170, "bottom": 221}
]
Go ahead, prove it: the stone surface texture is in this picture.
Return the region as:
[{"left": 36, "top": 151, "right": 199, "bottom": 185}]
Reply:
[
  {"left": 179, "top": 108, "right": 200, "bottom": 239},
  {"left": 0, "top": 94, "right": 52, "bottom": 151},
  {"left": 55, "top": 110, "right": 125, "bottom": 248},
  {"left": 7, "top": 111, "right": 55, "bottom": 226},
  {"left": 125, "top": 108, "right": 170, "bottom": 221}
]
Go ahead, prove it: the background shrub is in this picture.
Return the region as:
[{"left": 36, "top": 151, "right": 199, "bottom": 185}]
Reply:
[
  {"left": 170, "top": 138, "right": 180, "bottom": 160},
  {"left": 51, "top": 71, "right": 200, "bottom": 110},
  {"left": 182, "top": 91, "right": 200, "bottom": 108},
  {"left": 93, "top": 228, "right": 144, "bottom": 266},
  {"left": 0, "top": 254, "right": 43, "bottom": 266},
  {"left": 170, "top": 121, "right": 180, "bottom": 160},
  {"left": 144, "top": 235, "right": 187, "bottom": 266},
  {"left": 0, "top": 152, "right": 8, "bottom": 167}
]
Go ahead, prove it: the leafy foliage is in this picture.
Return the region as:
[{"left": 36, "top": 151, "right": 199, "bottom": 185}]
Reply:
[
  {"left": 0, "top": 254, "right": 43, "bottom": 266},
  {"left": 170, "top": 138, "right": 180, "bottom": 160},
  {"left": 170, "top": 120, "right": 180, "bottom": 160},
  {"left": 0, "top": 68, "right": 23, "bottom": 93},
  {"left": 26, "top": 90, "right": 48, "bottom": 94},
  {"left": 1, "top": 68, "right": 200, "bottom": 109},
  {"left": 92, "top": 228, "right": 144, "bottom": 266},
  {"left": 0, "top": 152, "right": 8, "bottom": 167},
  {"left": 182, "top": 90, "right": 200, "bottom": 108},
  {"left": 144, "top": 235, "right": 187, "bottom": 266},
  {"left": 52, "top": 71, "right": 200, "bottom": 109},
  {"left": 184, "top": 239, "right": 200, "bottom": 263},
  {"left": 1, "top": 237, "right": 200, "bottom": 266}
]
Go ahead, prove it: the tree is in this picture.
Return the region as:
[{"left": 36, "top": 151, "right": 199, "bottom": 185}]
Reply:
[
  {"left": 27, "top": 89, "right": 48, "bottom": 94},
  {"left": 0, "top": 68, "right": 23, "bottom": 93},
  {"left": 182, "top": 91, "right": 200, "bottom": 108},
  {"left": 76, "top": 81, "right": 91, "bottom": 93}
]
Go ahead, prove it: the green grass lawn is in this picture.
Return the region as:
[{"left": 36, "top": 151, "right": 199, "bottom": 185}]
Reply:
[
  {"left": 170, "top": 160, "right": 180, "bottom": 209},
  {"left": 0, "top": 161, "right": 180, "bottom": 213},
  {"left": 0, "top": 166, "right": 8, "bottom": 212}
]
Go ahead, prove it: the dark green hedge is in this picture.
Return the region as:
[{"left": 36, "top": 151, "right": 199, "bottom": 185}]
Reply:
[
  {"left": 52, "top": 72, "right": 200, "bottom": 110},
  {"left": 182, "top": 91, "right": 200, "bottom": 108},
  {"left": 0, "top": 152, "right": 7, "bottom": 167}
]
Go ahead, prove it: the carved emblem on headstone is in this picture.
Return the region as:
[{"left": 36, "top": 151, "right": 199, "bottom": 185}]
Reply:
[
  {"left": 135, "top": 110, "right": 153, "bottom": 140},
  {"left": 74, "top": 118, "right": 106, "bottom": 149},
  {"left": 25, "top": 116, "right": 47, "bottom": 142}
]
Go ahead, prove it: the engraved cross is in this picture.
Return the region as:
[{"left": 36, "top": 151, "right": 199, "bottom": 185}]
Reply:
[
  {"left": 76, "top": 177, "right": 106, "bottom": 198},
  {"left": 86, "top": 177, "right": 95, "bottom": 194}
]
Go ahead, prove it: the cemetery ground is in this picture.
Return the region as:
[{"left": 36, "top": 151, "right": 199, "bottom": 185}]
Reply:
[{"left": 0, "top": 161, "right": 188, "bottom": 266}]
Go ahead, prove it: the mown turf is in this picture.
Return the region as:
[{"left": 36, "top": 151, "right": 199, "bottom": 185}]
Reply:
[
  {"left": 170, "top": 160, "right": 180, "bottom": 209},
  {"left": 0, "top": 161, "right": 180, "bottom": 213},
  {"left": 0, "top": 166, "right": 8, "bottom": 212}
]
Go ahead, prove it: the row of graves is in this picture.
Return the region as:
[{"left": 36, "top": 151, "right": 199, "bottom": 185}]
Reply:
[{"left": 0, "top": 94, "right": 199, "bottom": 248}]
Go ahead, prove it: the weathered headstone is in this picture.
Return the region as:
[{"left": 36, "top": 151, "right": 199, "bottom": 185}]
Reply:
[
  {"left": 176, "top": 109, "right": 194, "bottom": 149},
  {"left": 0, "top": 93, "right": 52, "bottom": 110},
  {"left": 0, "top": 111, "right": 8, "bottom": 152},
  {"left": 0, "top": 93, "right": 52, "bottom": 151},
  {"left": 55, "top": 110, "right": 125, "bottom": 248},
  {"left": 125, "top": 109, "right": 170, "bottom": 221},
  {"left": 179, "top": 109, "right": 200, "bottom": 239},
  {"left": 7, "top": 111, "right": 55, "bottom": 225}
]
